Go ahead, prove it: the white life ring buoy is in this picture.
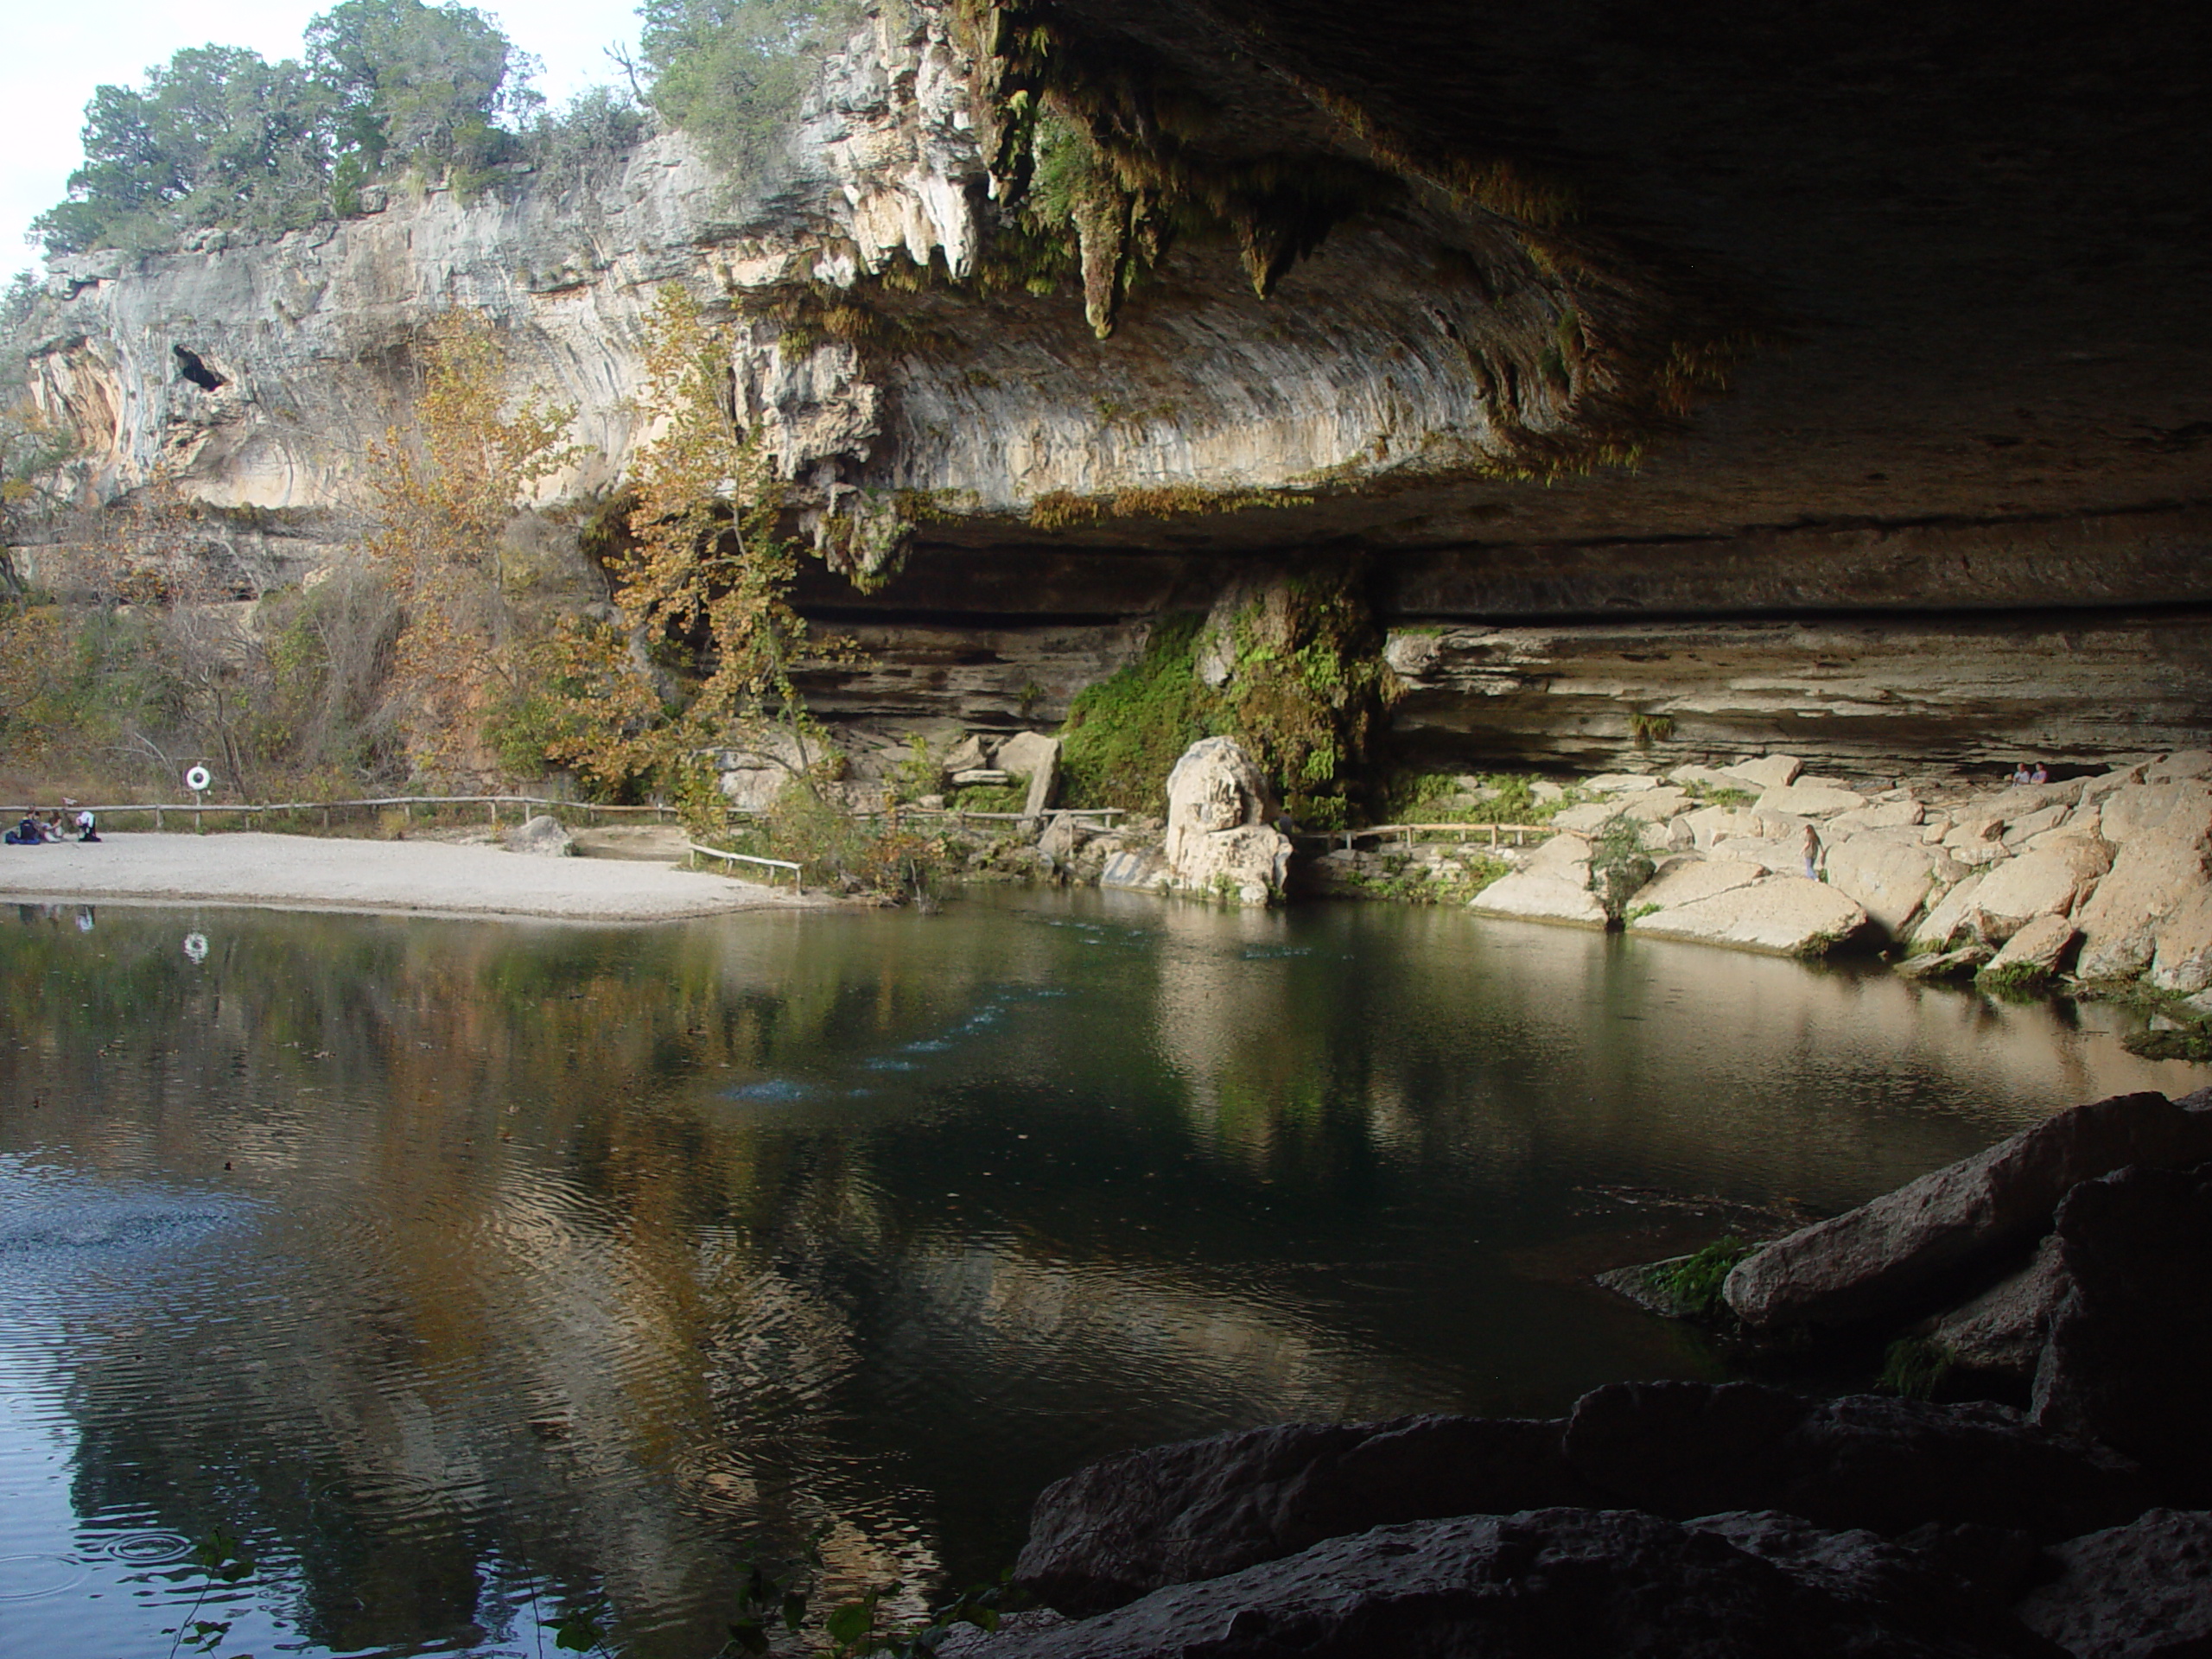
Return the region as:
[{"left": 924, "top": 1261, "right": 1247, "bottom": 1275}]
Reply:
[{"left": 184, "top": 766, "right": 212, "bottom": 792}]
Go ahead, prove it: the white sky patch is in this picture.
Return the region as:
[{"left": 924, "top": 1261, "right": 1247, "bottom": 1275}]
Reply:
[{"left": 0, "top": 2, "right": 642, "bottom": 277}]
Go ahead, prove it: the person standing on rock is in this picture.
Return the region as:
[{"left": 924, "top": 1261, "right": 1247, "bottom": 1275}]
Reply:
[{"left": 1802, "top": 823, "right": 1821, "bottom": 880}]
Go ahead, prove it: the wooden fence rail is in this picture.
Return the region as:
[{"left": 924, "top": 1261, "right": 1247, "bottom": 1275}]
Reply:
[
  {"left": 1294, "top": 821, "right": 1560, "bottom": 853},
  {"left": 685, "top": 843, "right": 804, "bottom": 887}
]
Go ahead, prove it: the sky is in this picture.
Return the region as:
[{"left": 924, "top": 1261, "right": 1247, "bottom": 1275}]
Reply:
[{"left": 0, "top": 2, "right": 645, "bottom": 276}]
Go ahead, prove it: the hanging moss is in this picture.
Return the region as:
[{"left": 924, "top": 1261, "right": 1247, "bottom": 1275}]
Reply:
[{"left": 1058, "top": 613, "right": 1224, "bottom": 809}]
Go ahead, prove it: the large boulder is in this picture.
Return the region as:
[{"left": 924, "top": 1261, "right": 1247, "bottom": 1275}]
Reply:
[
  {"left": 2146, "top": 884, "right": 2212, "bottom": 993},
  {"left": 1013, "top": 1414, "right": 1595, "bottom": 1616},
  {"left": 989, "top": 1508, "right": 2059, "bottom": 1659},
  {"left": 503, "top": 814, "right": 575, "bottom": 857},
  {"left": 1159, "top": 737, "right": 1289, "bottom": 906},
  {"left": 1469, "top": 833, "right": 1610, "bottom": 927},
  {"left": 1560, "top": 1382, "right": 2147, "bottom": 1543},
  {"left": 1966, "top": 842, "right": 2111, "bottom": 944},
  {"left": 1625, "top": 875, "right": 1867, "bottom": 957},
  {"left": 1824, "top": 836, "right": 1955, "bottom": 938},
  {"left": 2073, "top": 838, "right": 2211, "bottom": 980},
  {"left": 1722, "top": 1091, "right": 2212, "bottom": 1330},
  {"left": 2033, "top": 1164, "right": 2212, "bottom": 1500},
  {"left": 2013, "top": 1509, "right": 2212, "bottom": 1659}
]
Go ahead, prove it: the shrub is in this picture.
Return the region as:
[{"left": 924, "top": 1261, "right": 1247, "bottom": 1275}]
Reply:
[
  {"left": 1588, "top": 812, "right": 1656, "bottom": 923},
  {"left": 1643, "top": 1236, "right": 1754, "bottom": 1319}
]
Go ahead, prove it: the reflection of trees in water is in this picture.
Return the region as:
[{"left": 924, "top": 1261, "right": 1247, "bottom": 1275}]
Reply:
[{"left": 3, "top": 898, "right": 2195, "bottom": 1654}]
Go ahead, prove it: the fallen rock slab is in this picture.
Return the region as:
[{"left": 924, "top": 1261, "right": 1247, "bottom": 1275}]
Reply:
[
  {"left": 2013, "top": 1509, "right": 2212, "bottom": 1659},
  {"left": 1758, "top": 784, "right": 1871, "bottom": 818},
  {"left": 1967, "top": 843, "right": 2110, "bottom": 943},
  {"left": 1722, "top": 1091, "right": 2212, "bottom": 1330},
  {"left": 1922, "top": 1236, "right": 2072, "bottom": 1377},
  {"left": 1625, "top": 856, "right": 1766, "bottom": 913},
  {"left": 1470, "top": 833, "right": 1610, "bottom": 926},
  {"left": 987, "top": 1508, "right": 2059, "bottom": 1659},
  {"left": 1978, "top": 915, "right": 2078, "bottom": 986},
  {"left": 1626, "top": 875, "right": 1867, "bottom": 957},
  {"left": 1908, "top": 872, "right": 1987, "bottom": 953}
]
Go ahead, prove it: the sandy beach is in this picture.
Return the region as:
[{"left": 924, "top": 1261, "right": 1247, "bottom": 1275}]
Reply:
[{"left": 0, "top": 831, "right": 827, "bottom": 923}]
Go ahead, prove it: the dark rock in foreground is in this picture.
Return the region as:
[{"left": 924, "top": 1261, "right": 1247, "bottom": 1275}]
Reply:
[
  {"left": 982, "top": 1508, "right": 2061, "bottom": 1658},
  {"left": 2013, "top": 1509, "right": 2212, "bottom": 1659},
  {"left": 1560, "top": 1383, "right": 2148, "bottom": 1542},
  {"left": 2034, "top": 1163, "right": 2212, "bottom": 1500},
  {"left": 1014, "top": 1414, "right": 1595, "bottom": 1617},
  {"left": 1014, "top": 1382, "right": 2148, "bottom": 1614}
]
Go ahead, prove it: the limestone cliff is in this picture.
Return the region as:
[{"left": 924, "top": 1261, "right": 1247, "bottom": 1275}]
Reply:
[{"left": 11, "top": 0, "right": 2212, "bottom": 772}]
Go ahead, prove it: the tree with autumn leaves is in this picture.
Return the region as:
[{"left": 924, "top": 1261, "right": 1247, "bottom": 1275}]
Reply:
[{"left": 526, "top": 284, "right": 833, "bottom": 827}]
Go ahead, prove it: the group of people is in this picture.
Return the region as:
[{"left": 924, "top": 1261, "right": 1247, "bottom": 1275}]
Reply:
[
  {"left": 2009, "top": 761, "right": 2051, "bottom": 785},
  {"left": 4, "top": 807, "right": 99, "bottom": 845}
]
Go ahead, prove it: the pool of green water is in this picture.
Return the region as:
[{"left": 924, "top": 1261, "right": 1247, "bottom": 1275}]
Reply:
[{"left": 0, "top": 888, "right": 2196, "bottom": 1656}]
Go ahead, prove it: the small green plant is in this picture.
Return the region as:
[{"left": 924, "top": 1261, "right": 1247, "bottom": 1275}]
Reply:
[
  {"left": 1642, "top": 1236, "right": 1754, "bottom": 1319},
  {"left": 166, "top": 1526, "right": 253, "bottom": 1658},
  {"left": 1686, "top": 783, "right": 1756, "bottom": 808},
  {"left": 948, "top": 781, "right": 1029, "bottom": 814},
  {"left": 1977, "top": 960, "right": 2054, "bottom": 1000},
  {"left": 1627, "top": 902, "right": 1662, "bottom": 924},
  {"left": 1878, "top": 1337, "right": 1954, "bottom": 1401},
  {"left": 888, "top": 734, "right": 940, "bottom": 804},
  {"left": 1587, "top": 812, "right": 1656, "bottom": 924},
  {"left": 1628, "top": 712, "right": 1675, "bottom": 749}
]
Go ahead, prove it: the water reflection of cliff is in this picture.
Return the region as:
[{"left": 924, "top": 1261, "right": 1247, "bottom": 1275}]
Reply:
[{"left": 0, "top": 895, "right": 2196, "bottom": 1656}]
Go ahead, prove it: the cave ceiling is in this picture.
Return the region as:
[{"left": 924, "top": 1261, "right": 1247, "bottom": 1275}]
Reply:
[{"left": 901, "top": 0, "right": 2212, "bottom": 565}]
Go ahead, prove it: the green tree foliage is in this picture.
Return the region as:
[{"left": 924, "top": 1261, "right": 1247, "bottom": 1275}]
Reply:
[
  {"left": 637, "top": 0, "right": 855, "bottom": 174},
  {"left": 33, "top": 47, "right": 334, "bottom": 255},
  {"left": 31, "top": 2, "right": 555, "bottom": 257},
  {"left": 306, "top": 0, "right": 542, "bottom": 191}
]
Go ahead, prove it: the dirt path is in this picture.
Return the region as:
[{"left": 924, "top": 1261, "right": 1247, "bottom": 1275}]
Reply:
[{"left": 0, "top": 831, "right": 825, "bottom": 923}]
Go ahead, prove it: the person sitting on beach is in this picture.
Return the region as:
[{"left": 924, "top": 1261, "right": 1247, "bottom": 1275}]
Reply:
[
  {"left": 74, "top": 810, "right": 100, "bottom": 843},
  {"left": 2030, "top": 762, "right": 2050, "bottom": 785},
  {"left": 38, "top": 812, "right": 66, "bottom": 842},
  {"left": 4, "top": 812, "right": 42, "bottom": 846}
]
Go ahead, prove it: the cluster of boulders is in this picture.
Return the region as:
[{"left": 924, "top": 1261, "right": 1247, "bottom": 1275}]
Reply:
[
  {"left": 941, "top": 1089, "right": 2212, "bottom": 1657},
  {"left": 1465, "top": 751, "right": 2212, "bottom": 988},
  {"left": 1096, "top": 737, "right": 1293, "bottom": 906}
]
